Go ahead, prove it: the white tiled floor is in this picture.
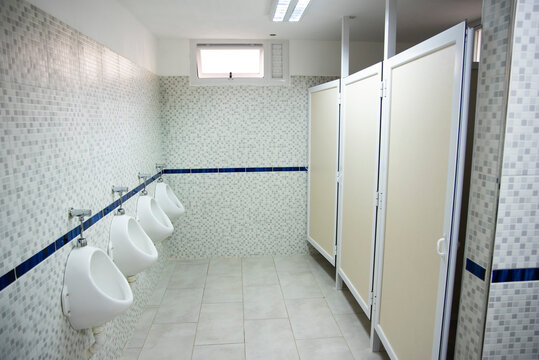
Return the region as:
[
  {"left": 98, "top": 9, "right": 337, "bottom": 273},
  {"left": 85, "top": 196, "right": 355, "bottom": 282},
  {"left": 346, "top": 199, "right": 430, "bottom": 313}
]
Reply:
[{"left": 121, "top": 254, "right": 389, "bottom": 360}]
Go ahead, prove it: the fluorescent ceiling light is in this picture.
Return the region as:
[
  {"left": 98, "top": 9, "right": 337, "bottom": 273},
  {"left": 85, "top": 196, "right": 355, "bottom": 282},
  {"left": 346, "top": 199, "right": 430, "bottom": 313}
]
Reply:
[
  {"left": 273, "top": 0, "right": 291, "bottom": 22},
  {"left": 289, "top": 0, "right": 311, "bottom": 22}
]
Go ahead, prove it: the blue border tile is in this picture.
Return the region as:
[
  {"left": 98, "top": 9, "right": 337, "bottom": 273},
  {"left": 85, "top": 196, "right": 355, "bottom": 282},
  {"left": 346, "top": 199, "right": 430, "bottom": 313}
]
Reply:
[
  {"left": 492, "top": 268, "right": 539, "bottom": 283},
  {"left": 192, "top": 168, "right": 218, "bottom": 173},
  {"left": 219, "top": 167, "right": 246, "bottom": 173},
  {"left": 0, "top": 269, "right": 16, "bottom": 291},
  {"left": 15, "top": 242, "right": 56, "bottom": 278},
  {"left": 164, "top": 169, "right": 190, "bottom": 174},
  {"left": 55, "top": 226, "right": 81, "bottom": 250},
  {"left": 163, "top": 166, "right": 307, "bottom": 174},
  {"left": 252, "top": 167, "right": 272, "bottom": 172},
  {"left": 465, "top": 258, "right": 486, "bottom": 281}
]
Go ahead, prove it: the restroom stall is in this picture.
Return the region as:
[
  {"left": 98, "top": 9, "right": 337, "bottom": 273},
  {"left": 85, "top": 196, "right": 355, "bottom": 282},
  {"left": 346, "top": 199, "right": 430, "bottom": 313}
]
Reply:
[
  {"left": 307, "top": 22, "right": 472, "bottom": 359},
  {"left": 307, "top": 80, "right": 340, "bottom": 265},
  {"left": 337, "top": 63, "right": 382, "bottom": 318}
]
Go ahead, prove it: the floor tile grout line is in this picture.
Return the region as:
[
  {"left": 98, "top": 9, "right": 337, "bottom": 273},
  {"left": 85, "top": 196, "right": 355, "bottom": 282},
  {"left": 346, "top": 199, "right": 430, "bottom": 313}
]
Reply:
[
  {"left": 241, "top": 258, "right": 247, "bottom": 360},
  {"left": 311, "top": 256, "right": 357, "bottom": 359},
  {"left": 189, "top": 259, "right": 209, "bottom": 360},
  {"left": 274, "top": 255, "right": 302, "bottom": 360},
  {"left": 132, "top": 261, "right": 174, "bottom": 358},
  {"left": 136, "top": 305, "right": 159, "bottom": 353}
]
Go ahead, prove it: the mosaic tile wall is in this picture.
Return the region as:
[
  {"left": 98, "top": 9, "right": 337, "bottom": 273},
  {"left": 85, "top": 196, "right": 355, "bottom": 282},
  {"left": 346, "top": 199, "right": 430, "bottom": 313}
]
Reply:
[
  {"left": 456, "top": 0, "right": 539, "bottom": 358},
  {"left": 0, "top": 0, "right": 167, "bottom": 358},
  {"left": 160, "top": 76, "right": 336, "bottom": 258},
  {"left": 483, "top": 0, "right": 539, "bottom": 358},
  {"left": 454, "top": 0, "right": 514, "bottom": 358}
]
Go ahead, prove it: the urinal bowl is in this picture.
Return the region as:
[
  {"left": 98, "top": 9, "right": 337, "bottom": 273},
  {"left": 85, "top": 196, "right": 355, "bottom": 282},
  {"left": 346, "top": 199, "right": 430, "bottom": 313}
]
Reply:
[
  {"left": 62, "top": 246, "right": 133, "bottom": 330},
  {"left": 136, "top": 195, "right": 174, "bottom": 242},
  {"left": 110, "top": 214, "right": 158, "bottom": 277},
  {"left": 154, "top": 182, "right": 185, "bottom": 220}
]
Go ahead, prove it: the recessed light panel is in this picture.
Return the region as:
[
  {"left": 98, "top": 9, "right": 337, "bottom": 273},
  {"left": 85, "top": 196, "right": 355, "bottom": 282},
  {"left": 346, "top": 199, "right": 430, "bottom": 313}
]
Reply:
[
  {"left": 273, "top": 0, "right": 292, "bottom": 22},
  {"left": 289, "top": 0, "right": 311, "bottom": 22}
]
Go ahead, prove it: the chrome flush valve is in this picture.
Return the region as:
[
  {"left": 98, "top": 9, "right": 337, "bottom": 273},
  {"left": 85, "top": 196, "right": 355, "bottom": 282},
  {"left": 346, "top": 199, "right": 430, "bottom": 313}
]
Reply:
[
  {"left": 138, "top": 173, "right": 152, "bottom": 196},
  {"left": 112, "top": 186, "right": 129, "bottom": 215},
  {"left": 69, "top": 208, "right": 92, "bottom": 247},
  {"left": 156, "top": 163, "right": 166, "bottom": 182}
]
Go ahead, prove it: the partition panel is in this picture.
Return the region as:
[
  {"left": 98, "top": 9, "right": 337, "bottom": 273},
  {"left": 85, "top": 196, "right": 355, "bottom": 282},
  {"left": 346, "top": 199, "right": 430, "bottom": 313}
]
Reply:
[
  {"left": 307, "top": 80, "right": 340, "bottom": 264},
  {"left": 374, "top": 23, "right": 467, "bottom": 360},
  {"left": 337, "top": 63, "right": 382, "bottom": 318}
]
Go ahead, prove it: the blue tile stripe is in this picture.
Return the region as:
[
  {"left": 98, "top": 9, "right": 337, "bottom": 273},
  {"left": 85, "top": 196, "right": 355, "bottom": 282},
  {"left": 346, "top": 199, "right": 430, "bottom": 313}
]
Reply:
[
  {"left": 492, "top": 268, "right": 539, "bottom": 283},
  {"left": 465, "top": 258, "right": 486, "bottom": 281},
  {"left": 466, "top": 258, "right": 539, "bottom": 283},
  {"left": 0, "top": 166, "right": 307, "bottom": 291},
  {"left": 163, "top": 166, "right": 308, "bottom": 174},
  {"left": 0, "top": 172, "right": 161, "bottom": 292}
]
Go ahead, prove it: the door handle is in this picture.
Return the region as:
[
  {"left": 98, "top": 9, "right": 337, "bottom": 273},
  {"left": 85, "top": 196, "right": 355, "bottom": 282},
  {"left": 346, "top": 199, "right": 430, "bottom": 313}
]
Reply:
[{"left": 436, "top": 236, "right": 447, "bottom": 258}]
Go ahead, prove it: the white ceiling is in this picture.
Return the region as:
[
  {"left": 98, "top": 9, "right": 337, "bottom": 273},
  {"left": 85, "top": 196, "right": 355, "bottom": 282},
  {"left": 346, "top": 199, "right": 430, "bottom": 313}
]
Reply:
[{"left": 117, "top": 0, "right": 481, "bottom": 43}]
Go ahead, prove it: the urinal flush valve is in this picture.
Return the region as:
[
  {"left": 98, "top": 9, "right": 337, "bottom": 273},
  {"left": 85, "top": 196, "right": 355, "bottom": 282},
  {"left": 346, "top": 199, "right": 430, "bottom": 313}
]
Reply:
[
  {"left": 156, "top": 163, "right": 166, "bottom": 182},
  {"left": 69, "top": 208, "right": 91, "bottom": 247},
  {"left": 112, "top": 186, "right": 129, "bottom": 215},
  {"left": 138, "top": 173, "right": 152, "bottom": 196}
]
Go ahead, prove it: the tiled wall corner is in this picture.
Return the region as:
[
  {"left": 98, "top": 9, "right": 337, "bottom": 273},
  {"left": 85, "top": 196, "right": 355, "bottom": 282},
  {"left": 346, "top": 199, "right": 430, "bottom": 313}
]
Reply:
[
  {"left": 483, "top": 0, "right": 539, "bottom": 358},
  {"left": 454, "top": 0, "right": 514, "bottom": 358},
  {"left": 160, "top": 76, "right": 336, "bottom": 258},
  {"left": 0, "top": 0, "right": 166, "bottom": 358}
]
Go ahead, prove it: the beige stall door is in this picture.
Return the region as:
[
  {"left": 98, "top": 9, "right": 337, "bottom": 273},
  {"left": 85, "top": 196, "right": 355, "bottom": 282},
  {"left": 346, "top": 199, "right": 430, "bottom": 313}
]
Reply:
[
  {"left": 339, "top": 64, "right": 382, "bottom": 317},
  {"left": 376, "top": 23, "right": 466, "bottom": 360},
  {"left": 308, "top": 81, "right": 339, "bottom": 263}
]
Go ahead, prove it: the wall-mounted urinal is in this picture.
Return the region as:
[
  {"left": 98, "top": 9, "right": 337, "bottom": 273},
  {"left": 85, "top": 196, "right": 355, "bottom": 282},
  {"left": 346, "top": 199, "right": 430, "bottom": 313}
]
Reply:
[
  {"left": 61, "top": 246, "right": 133, "bottom": 330},
  {"left": 154, "top": 182, "right": 185, "bottom": 220},
  {"left": 109, "top": 214, "right": 158, "bottom": 277},
  {"left": 136, "top": 195, "right": 174, "bottom": 242}
]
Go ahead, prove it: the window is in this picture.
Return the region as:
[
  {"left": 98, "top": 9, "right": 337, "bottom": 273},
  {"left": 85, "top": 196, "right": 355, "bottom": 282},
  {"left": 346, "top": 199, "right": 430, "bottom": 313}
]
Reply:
[
  {"left": 190, "top": 40, "right": 289, "bottom": 86},
  {"left": 197, "top": 44, "right": 264, "bottom": 79}
]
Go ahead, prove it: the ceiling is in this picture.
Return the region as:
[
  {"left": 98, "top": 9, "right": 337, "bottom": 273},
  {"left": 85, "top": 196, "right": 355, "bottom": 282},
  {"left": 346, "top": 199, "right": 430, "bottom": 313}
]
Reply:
[{"left": 117, "top": 0, "right": 481, "bottom": 43}]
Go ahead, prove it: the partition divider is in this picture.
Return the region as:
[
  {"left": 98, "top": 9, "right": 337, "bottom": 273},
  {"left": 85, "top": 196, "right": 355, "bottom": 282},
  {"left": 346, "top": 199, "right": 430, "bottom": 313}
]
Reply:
[
  {"left": 336, "top": 63, "right": 382, "bottom": 319},
  {"left": 307, "top": 80, "right": 340, "bottom": 265}
]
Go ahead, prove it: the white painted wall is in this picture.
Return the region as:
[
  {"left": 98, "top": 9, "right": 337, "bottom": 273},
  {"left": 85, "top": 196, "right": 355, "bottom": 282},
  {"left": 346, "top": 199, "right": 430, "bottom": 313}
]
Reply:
[
  {"left": 157, "top": 39, "right": 190, "bottom": 76},
  {"left": 27, "top": 0, "right": 157, "bottom": 72},
  {"left": 289, "top": 40, "right": 341, "bottom": 76}
]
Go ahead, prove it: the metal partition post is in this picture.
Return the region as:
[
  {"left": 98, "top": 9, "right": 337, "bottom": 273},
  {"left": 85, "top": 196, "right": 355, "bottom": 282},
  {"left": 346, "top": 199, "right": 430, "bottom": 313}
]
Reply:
[
  {"left": 336, "top": 16, "right": 351, "bottom": 291},
  {"left": 384, "top": 0, "right": 396, "bottom": 60}
]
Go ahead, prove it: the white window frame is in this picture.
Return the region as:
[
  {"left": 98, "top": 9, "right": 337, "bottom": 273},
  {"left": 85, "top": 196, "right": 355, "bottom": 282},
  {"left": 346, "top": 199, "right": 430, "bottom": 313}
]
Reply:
[
  {"left": 190, "top": 39, "right": 289, "bottom": 86},
  {"left": 196, "top": 44, "right": 264, "bottom": 79}
]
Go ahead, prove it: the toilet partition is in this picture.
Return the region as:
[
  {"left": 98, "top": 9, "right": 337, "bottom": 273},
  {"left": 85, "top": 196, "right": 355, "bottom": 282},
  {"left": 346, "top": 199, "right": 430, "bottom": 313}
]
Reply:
[
  {"left": 336, "top": 62, "right": 382, "bottom": 319},
  {"left": 373, "top": 22, "right": 471, "bottom": 359},
  {"left": 307, "top": 79, "right": 340, "bottom": 264}
]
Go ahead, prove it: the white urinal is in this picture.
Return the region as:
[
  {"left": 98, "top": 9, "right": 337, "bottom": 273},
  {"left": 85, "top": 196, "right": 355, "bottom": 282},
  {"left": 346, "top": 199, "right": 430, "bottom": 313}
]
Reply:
[
  {"left": 109, "top": 214, "right": 158, "bottom": 277},
  {"left": 61, "top": 246, "right": 133, "bottom": 330},
  {"left": 136, "top": 195, "right": 174, "bottom": 242},
  {"left": 154, "top": 182, "right": 185, "bottom": 220}
]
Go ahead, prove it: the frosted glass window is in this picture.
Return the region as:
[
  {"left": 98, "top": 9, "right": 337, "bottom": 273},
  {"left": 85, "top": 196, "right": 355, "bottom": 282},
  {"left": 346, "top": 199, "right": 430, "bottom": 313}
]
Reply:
[{"left": 196, "top": 45, "right": 264, "bottom": 78}]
